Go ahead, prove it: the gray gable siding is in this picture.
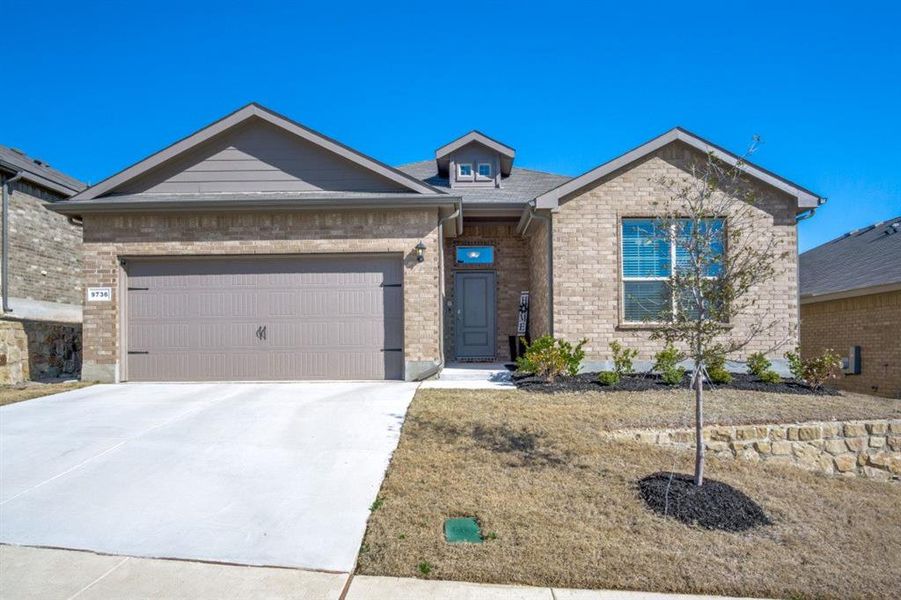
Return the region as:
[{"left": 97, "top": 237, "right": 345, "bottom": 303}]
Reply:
[{"left": 114, "top": 119, "right": 410, "bottom": 196}]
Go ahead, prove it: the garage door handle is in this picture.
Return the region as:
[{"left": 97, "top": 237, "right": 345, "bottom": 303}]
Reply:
[{"left": 256, "top": 325, "right": 267, "bottom": 341}]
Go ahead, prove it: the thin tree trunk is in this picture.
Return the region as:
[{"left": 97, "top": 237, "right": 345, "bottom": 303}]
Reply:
[{"left": 694, "top": 360, "right": 705, "bottom": 486}]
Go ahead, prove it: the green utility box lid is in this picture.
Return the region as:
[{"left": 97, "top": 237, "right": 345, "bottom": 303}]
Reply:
[{"left": 444, "top": 517, "right": 482, "bottom": 543}]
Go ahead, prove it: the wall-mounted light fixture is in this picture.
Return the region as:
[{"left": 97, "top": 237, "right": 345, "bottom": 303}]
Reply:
[{"left": 415, "top": 241, "right": 426, "bottom": 263}]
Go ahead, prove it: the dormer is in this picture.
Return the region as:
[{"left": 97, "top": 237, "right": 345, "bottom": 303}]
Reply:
[{"left": 435, "top": 131, "right": 515, "bottom": 189}]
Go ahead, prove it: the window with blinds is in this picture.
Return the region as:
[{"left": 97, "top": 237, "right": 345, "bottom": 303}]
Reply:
[{"left": 621, "top": 218, "right": 724, "bottom": 322}]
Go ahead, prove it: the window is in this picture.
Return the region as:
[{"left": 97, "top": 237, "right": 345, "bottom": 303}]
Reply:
[
  {"left": 458, "top": 163, "right": 473, "bottom": 178},
  {"left": 477, "top": 163, "right": 492, "bottom": 178},
  {"left": 456, "top": 246, "right": 494, "bottom": 264},
  {"left": 621, "top": 218, "right": 724, "bottom": 323}
]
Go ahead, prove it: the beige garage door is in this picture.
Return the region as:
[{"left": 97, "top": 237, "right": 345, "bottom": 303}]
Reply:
[{"left": 125, "top": 255, "right": 404, "bottom": 381}]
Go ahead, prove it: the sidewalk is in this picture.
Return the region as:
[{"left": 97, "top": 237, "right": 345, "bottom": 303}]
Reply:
[{"left": 0, "top": 545, "right": 764, "bottom": 600}]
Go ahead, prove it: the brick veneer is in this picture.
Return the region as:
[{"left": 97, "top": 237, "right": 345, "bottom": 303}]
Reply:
[
  {"left": 443, "top": 221, "right": 530, "bottom": 362},
  {"left": 80, "top": 208, "right": 441, "bottom": 382},
  {"left": 548, "top": 141, "right": 800, "bottom": 365},
  {"left": 2, "top": 182, "right": 82, "bottom": 305},
  {"left": 801, "top": 290, "right": 901, "bottom": 399},
  {"left": 527, "top": 217, "right": 550, "bottom": 339}
]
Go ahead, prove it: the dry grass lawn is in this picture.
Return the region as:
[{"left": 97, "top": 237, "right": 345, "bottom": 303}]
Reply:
[
  {"left": 0, "top": 381, "right": 92, "bottom": 407},
  {"left": 357, "top": 388, "right": 901, "bottom": 599}
]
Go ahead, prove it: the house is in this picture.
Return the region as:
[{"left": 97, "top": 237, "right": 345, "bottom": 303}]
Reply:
[
  {"left": 1, "top": 146, "right": 86, "bottom": 383},
  {"left": 49, "top": 103, "right": 823, "bottom": 383},
  {"left": 799, "top": 217, "right": 901, "bottom": 398}
]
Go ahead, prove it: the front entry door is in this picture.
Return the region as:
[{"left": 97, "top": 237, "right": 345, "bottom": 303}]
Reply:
[{"left": 454, "top": 271, "right": 496, "bottom": 359}]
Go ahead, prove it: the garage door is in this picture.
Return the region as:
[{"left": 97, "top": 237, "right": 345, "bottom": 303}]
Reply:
[{"left": 124, "top": 255, "right": 404, "bottom": 381}]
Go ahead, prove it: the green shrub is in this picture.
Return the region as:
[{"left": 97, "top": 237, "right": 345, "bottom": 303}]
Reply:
[
  {"left": 705, "top": 348, "right": 733, "bottom": 384},
  {"left": 516, "top": 335, "right": 587, "bottom": 382},
  {"left": 653, "top": 343, "right": 686, "bottom": 385},
  {"left": 758, "top": 369, "right": 781, "bottom": 384},
  {"left": 597, "top": 371, "right": 620, "bottom": 386},
  {"left": 609, "top": 341, "right": 638, "bottom": 376},
  {"left": 784, "top": 347, "right": 841, "bottom": 390},
  {"left": 746, "top": 352, "right": 771, "bottom": 378}
]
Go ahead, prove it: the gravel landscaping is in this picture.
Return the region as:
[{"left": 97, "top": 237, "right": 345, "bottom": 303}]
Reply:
[{"left": 358, "top": 388, "right": 901, "bottom": 599}]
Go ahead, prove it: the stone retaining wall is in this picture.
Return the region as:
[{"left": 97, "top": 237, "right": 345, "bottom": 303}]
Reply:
[
  {"left": 0, "top": 320, "right": 30, "bottom": 384},
  {"left": 609, "top": 419, "right": 901, "bottom": 481}
]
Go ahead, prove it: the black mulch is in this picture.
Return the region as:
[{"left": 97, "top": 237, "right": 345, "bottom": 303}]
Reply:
[
  {"left": 636, "top": 472, "right": 772, "bottom": 532},
  {"left": 512, "top": 371, "right": 840, "bottom": 396}
]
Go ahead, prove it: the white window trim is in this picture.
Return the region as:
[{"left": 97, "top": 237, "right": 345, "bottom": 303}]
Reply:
[
  {"left": 457, "top": 163, "right": 474, "bottom": 180},
  {"left": 620, "top": 218, "right": 722, "bottom": 325},
  {"left": 476, "top": 162, "right": 493, "bottom": 179}
]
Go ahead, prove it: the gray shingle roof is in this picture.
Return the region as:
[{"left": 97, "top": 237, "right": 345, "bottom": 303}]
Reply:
[
  {"left": 0, "top": 145, "right": 86, "bottom": 196},
  {"left": 396, "top": 160, "right": 570, "bottom": 205},
  {"left": 800, "top": 216, "right": 901, "bottom": 299}
]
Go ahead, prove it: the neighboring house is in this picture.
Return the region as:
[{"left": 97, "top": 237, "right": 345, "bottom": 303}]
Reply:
[
  {"left": 799, "top": 217, "right": 901, "bottom": 398},
  {"left": 49, "top": 103, "right": 823, "bottom": 383},
  {"left": 0, "top": 145, "right": 86, "bottom": 381}
]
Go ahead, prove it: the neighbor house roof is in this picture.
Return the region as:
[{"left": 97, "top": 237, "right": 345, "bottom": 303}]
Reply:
[
  {"left": 800, "top": 216, "right": 901, "bottom": 302},
  {"left": 67, "top": 103, "right": 444, "bottom": 202},
  {"left": 0, "top": 145, "right": 86, "bottom": 197},
  {"left": 398, "top": 160, "right": 570, "bottom": 208},
  {"left": 533, "top": 127, "right": 824, "bottom": 211}
]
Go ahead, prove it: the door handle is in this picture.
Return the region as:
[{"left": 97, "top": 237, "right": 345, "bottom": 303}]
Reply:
[{"left": 255, "top": 325, "right": 267, "bottom": 341}]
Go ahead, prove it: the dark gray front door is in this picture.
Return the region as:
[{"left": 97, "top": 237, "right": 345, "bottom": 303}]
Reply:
[{"left": 454, "top": 271, "right": 496, "bottom": 359}]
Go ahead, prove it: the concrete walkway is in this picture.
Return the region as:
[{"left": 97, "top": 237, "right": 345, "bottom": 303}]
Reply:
[
  {"left": 420, "top": 362, "right": 515, "bottom": 389},
  {"left": 0, "top": 545, "right": 766, "bottom": 600}
]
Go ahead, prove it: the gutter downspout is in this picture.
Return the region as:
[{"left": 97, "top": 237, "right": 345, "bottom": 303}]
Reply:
[
  {"left": 792, "top": 198, "right": 825, "bottom": 351},
  {"left": 412, "top": 201, "right": 462, "bottom": 382},
  {"left": 522, "top": 203, "right": 554, "bottom": 337},
  {"left": 2, "top": 171, "right": 24, "bottom": 314}
]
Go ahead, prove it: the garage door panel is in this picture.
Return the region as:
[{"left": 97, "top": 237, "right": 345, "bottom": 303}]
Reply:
[{"left": 126, "top": 256, "right": 403, "bottom": 381}]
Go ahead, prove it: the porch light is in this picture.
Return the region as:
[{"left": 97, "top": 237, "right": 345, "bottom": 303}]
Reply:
[{"left": 415, "top": 241, "right": 426, "bottom": 263}]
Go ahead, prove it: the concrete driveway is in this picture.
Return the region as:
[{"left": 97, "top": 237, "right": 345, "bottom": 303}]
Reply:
[{"left": 0, "top": 382, "right": 417, "bottom": 572}]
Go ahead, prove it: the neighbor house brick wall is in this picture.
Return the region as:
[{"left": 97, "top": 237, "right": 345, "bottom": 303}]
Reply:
[
  {"left": 80, "top": 208, "right": 441, "bottom": 382},
  {"left": 550, "top": 141, "right": 800, "bottom": 365},
  {"left": 800, "top": 290, "right": 901, "bottom": 399},
  {"left": 0, "top": 182, "right": 82, "bottom": 305},
  {"left": 443, "top": 221, "right": 530, "bottom": 362}
]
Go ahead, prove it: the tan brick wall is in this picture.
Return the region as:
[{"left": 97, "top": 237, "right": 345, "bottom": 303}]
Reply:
[
  {"left": 0, "top": 183, "right": 82, "bottom": 305},
  {"left": 81, "top": 208, "right": 441, "bottom": 382},
  {"left": 443, "top": 222, "right": 530, "bottom": 362},
  {"left": 526, "top": 217, "right": 550, "bottom": 338},
  {"left": 550, "top": 141, "right": 800, "bottom": 365},
  {"left": 800, "top": 290, "right": 901, "bottom": 399}
]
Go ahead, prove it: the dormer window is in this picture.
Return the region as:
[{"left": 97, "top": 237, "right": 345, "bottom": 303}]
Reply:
[
  {"left": 458, "top": 163, "right": 473, "bottom": 178},
  {"left": 477, "top": 163, "right": 492, "bottom": 178}
]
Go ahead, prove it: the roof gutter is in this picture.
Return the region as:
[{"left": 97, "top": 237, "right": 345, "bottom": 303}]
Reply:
[
  {"left": 2, "top": 171, "right": 24, "bottom": 314},
  {"left": 796, "top": 197, "right": 826, "bottom": 223}
]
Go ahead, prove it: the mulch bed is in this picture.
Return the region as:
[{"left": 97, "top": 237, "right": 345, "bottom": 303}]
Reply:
[
  {"left": 636, "top": 472, "right": 772, "bottom": 532},
  {"left": 512, "top": 371, "right": 840, "bottom": 396}
]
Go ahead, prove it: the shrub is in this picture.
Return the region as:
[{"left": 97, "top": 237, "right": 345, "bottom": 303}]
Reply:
[
  {"left": 705, "top": 348, "right": 733, "bottom": 384},
  {"left": 597, "top": 371, "right": 620, "bottom": 386},
  {"left": 746, "top": 352, "right": 771, "bottom": 378},
  {"left": 516, "top": 335, "right": 587, "bottom": 382},
  {"left": 610, "top": 341, "right": 638, "bottom": 376},
  {"left": 784, "top": 348, "right": 842, "bottom": 390},
  {"left": 758, "top": 369, "right": 781, "bottom": 384},
  {"left": 653, "top": 343, "right": 686, "bottom": 385}
]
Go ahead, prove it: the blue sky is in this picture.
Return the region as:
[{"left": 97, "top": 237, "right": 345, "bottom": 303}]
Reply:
[{"left": 3, "top": 1, "right": 898, "bottom": 251}]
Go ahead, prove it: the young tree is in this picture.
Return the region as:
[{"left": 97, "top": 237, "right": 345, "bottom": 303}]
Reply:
[{"left": 643, "top": 140, "right": 790, "bottom": 486}]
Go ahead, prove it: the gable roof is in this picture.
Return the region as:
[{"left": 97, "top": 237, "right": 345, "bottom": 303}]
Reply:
[
  {"left": 69, "top": 103, "right": 443, "bottom": 201},
  {"left": 533, "top": 127, "right": 824, "bottom": 211},
  {"left": 435, "top": 131, "right": 516, "bottom": 177},
  {"left": 398, "top": 160, "right": 569, "bottom": 208},
  {"left": 0, "top": 145, "right": 85, "bottom": 197},
  {"left": 800, "top": 216, "right": 901, "bottom": 301}
]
